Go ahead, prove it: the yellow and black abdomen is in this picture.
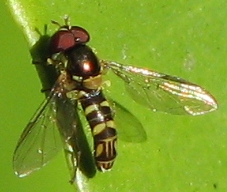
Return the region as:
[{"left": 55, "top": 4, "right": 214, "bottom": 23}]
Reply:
[{"left": 80, "top": 91, "right": 117, "bottom": 171}]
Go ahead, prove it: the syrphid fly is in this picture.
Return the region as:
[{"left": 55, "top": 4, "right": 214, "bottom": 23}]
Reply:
[{"left": 13, "top": 18, "right": 217, "bottom": 183}]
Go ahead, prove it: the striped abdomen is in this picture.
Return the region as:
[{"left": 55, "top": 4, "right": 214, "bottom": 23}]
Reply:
[{"left": 80, "top": 91, "right": 117, "bottom": 171}]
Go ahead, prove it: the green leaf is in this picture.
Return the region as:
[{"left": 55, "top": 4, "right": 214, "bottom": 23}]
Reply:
[{"left": 2, "top": 0, "right": 225, "bottom": 192}]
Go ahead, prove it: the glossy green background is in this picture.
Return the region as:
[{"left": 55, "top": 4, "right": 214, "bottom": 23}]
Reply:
[{"left": 1, "top": 0, "right": 226, "bottom": 192}]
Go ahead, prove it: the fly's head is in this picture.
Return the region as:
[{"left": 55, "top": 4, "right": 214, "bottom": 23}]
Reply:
[
  {"left": 49, "top": 19, "right": 90, "bottom": 55},
  {"left": 48, "top": 20, "right": 90, "bottom": 74}
]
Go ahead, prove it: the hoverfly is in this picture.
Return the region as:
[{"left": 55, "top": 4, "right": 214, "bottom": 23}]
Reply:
[{"left": 13, "top": 19, "right": 217, "bottom": 182}]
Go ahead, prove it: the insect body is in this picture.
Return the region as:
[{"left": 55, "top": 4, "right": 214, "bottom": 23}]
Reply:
[
  {"left": 13, "top": 20, "right": 217, "bottom": 181},
  {"left": 61, "top": 44, "right": 117, "bottom": 171}
]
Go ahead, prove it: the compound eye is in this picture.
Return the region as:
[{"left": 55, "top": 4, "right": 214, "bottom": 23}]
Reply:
[
  {"left": 49, "top": 30, "right": 75, "bottom": 54},
  {"left": 49, "top": 26, "right": 90, "bottom": 55},
  {"left": 70, "top": 26, "right": 90, "bottom": 44}
]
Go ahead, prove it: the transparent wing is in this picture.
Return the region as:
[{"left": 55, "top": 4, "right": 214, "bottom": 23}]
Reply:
[
  {"left": 55, "top": 96, "right": 95, "bottom": 182},
  {"left": 102, "top": 61, "right": 217, "bottom": 116},
  {"left": 56, "top": 96, "right": 81, "bottom": 182},
  {"left": 106, "top": 98, "right": 147, "bottom": 142},
  {"left": 13, "top": 78, "right": 73, "bottom": 177}
]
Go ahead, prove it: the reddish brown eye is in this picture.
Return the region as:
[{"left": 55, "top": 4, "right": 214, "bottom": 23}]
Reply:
[
  {"left": 49, "top": 26, "right": 90, "bottom": 54},
  {"left": 70, "top": 26, "right": 90, "bottom": 44},
  {"left": 49, "top": 30, "right": 75, "bottom": 54}
]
